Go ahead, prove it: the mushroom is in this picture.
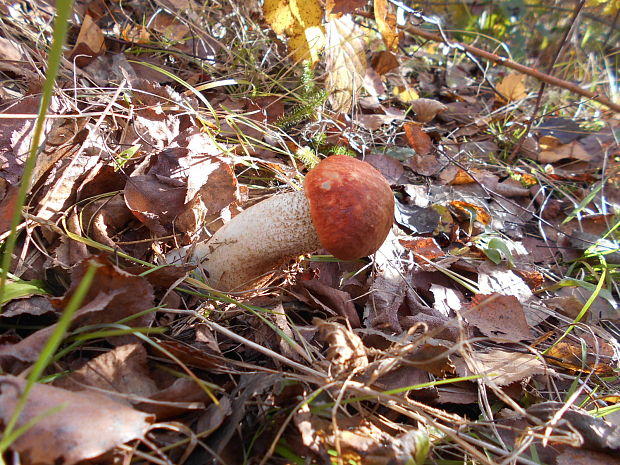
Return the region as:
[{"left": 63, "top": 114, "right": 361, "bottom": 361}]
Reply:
[{"left": 189, "top": 154, "right": 394, "bottom": 291}]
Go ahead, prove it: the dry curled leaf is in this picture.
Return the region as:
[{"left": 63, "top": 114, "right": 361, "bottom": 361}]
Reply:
[
  {"left": 294, "top": 410, "right": 429, "bottom": 465},
  {"left": 315, "top": 319, "right": 368, "bottom": 375},
  {"left": 410, "top": 98, "right": 448, "bottom": 123}
]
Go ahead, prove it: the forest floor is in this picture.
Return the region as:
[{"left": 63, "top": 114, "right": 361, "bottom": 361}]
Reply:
[{"left": 0, "top": 1, "right": 619, "bottom": 464}]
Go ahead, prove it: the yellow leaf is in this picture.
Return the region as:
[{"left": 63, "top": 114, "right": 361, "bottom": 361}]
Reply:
[
  {"left": 374, "top": 0, "right": 399, "bottom": 51},
  {"left": 325, "top": 15, "right": 367, "bottom": 113},
  {"left": 496, "top": 72, "right": 527, "bottom": 103},
  {"left": 263, "top": 0, "right": 326, "bottom": 64},
  {"left": 392, "top": 85, "right": 419, "bottom": 103}
]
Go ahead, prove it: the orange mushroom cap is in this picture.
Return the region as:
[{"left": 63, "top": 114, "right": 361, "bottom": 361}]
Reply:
[{"left": 304, "top": 155, "right": 395, "bottom": 260}]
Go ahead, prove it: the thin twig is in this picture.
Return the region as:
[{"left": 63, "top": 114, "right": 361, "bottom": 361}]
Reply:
[
  {"left": 364, "top": 12, "right": 620, "bottom": 113},
  {"left": 508, "top": 0, "right": 587, "bottom": 162}
]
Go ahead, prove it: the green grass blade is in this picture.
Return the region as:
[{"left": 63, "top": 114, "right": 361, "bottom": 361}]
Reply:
[{"left": 0, "top": 0, "right": 76, "bottom": 310}]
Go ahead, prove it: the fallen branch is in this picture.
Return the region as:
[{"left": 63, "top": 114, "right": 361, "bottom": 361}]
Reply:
[{"left": 400, "top": 23, "right": 620, "bottom": 113}]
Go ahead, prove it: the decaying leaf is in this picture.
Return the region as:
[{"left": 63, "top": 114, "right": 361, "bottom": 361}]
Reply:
[
  {"left": 315, "top": 319, "right": 368, "bottom": 375},
  {"left": 325, "top": 15, "right": 367, "bottom": 113},
  {"left": 263, "top": 0, "right": 326, "bottom": 64},
  {"left": 294, "top": 409, "right": 429, "bottom": 465},
  {"left": 0, "top": 375, "right": 154, "bottom": 465},
  {"left": 455, "top": 350, "right": 553, "bottom": 386}
]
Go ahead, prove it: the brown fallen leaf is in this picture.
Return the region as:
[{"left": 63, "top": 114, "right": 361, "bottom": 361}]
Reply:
[
  {"left": 371, "top": 50, "right": 400, "bottom": 75},
  {"left": 455, "top": 350, "right": 553, "bottom": 386},
  {"left": 302, "top": 279, "right": 361, "bottom": 327},
  {"left": 405, "top": 153, "right": 443, "bottom": 176},
  {"left": 438, "top": 165, "right": 477, "bottom": 185},
  {"left": 464, "top": 293, "right": 532, "bottom": 342},
  {"left": 0, "top": 36, "right": 34, "bottom": 77},
  {"left": 126, "top": 80, "right": 191, "bottom": 149},
  {"left": 294, "top": 409, "right": 429, "bottom": 465},
  {"left": 477, "top": 262, "right": 533, "bottom": 302},
  {"left": 0, "top": 183, "right": 19, "bottom": 234},
  {"left": 496, "top": 72, "right": 528, "bottom": 102},
  {"left": 0, "top": 256, "right": 155, "bottom": 373},
  {"left": 363, "top": 152, "right": 405, "bottom": 184},
  {"left": 55, "top": 343, "right": 158, "bottom": 399},
  {"left": 527, "top": 402, "right": 620, "bottom": 453},
  {"left": 537, "top": 140, "right": 592, "bottom": 163},
  {"left": 326, "top": 0, "right": 367, "bottom": 15},
  {"left": 400, "top": 237, "right": 444, "bottom": 264},
  {"left": 150, "top": 12, "right": 190, "bottom": 42},
  {"left": 556, "top": 447, "right": 620, "bottom": 465},
  {"left": 0, "top": 375, "right": 154, "bottom": 465},
  {"left": 136, "top": 377, "right": 215, "bottom": 420},
  {"left": 125, "top": 147, "right": 238, "bottom": 236},
  {"left": 0, "top": 295, "right": 56, "bottom": 319},
  {"left": 545, "top": 335, "right": 616, "bottom": 375},
  {"left": 448, "top": 200, "right": 491, "bottom": 226},
  {"left": 410, "top": 98, "right": 448, "bottom": 123},
  {"left": 404, "top": 122, "right": 433, "bottom": 156},
  {"left": 68, "top": 13, "right": 105, "bottom": 68}
]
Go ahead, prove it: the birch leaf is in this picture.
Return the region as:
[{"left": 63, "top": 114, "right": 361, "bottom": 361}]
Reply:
[{"left": 264, "top": 0, "right": 326, "bottom": 64}]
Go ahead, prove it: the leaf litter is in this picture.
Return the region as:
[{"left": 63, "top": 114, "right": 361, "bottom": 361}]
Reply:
[{"left": 0, "top": 0, "right": 619, "bottom": 464}]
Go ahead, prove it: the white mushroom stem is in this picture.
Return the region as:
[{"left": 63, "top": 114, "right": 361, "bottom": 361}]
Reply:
[{"left": 191, "top": 190, "right": 322, "bottom": 292}]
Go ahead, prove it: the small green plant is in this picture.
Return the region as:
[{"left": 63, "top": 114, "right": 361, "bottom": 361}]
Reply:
[
  {"left": 476, "top": 234, "right": 516, "bottom": 267},
  {"left": 276, "top": 61, "right": 327, "bottom": 129}
]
